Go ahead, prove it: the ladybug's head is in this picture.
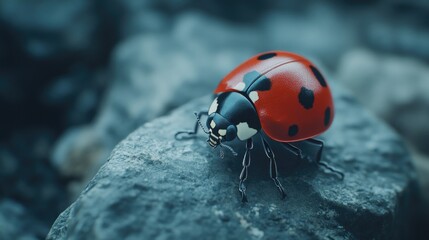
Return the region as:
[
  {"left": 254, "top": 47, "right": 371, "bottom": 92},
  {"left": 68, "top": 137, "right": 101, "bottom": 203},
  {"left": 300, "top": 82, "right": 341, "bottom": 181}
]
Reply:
[{"left": 206, "top": 113, "right": 237, "bottom": 148}]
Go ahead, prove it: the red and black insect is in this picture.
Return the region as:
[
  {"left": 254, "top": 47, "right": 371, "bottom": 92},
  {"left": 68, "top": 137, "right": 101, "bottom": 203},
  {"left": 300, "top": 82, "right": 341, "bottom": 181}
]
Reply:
[{"left": 176, "top": 51, "right": 343, "bottom": 202}]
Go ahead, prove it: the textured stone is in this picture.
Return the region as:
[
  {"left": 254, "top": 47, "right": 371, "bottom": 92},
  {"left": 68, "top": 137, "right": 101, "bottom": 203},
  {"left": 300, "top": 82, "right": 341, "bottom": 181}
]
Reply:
[{"left": 48, "top": 83, "right": 418, "bottom": 240}]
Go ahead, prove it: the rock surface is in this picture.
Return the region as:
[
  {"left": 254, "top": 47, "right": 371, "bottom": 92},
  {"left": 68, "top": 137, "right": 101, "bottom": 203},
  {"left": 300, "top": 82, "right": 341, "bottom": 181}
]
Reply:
[{"left": 48, "top": 83, "right": 418, "bottom": 239}]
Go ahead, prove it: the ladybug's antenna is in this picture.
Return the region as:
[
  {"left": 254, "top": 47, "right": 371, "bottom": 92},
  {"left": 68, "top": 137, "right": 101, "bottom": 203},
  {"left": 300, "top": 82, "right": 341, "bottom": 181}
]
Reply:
[
  {"left": 219, "top": 143, "right": 238, "bottom": 157},
  {"left": 194, "top": 112, "right": 209, "bottom": 134}
]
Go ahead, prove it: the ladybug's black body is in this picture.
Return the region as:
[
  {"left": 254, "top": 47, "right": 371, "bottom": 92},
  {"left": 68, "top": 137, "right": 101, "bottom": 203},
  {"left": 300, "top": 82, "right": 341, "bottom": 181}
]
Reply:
[{"left": 206, "top": 92, "right": 261, "bottom": 147}]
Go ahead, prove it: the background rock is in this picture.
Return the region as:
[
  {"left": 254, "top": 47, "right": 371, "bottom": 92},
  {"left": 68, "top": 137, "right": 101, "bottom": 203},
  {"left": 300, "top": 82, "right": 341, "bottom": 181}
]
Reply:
[
  {"left": 0, "top": 0, "right": 114, "bottom": 233},
  {"left": 0, "top": 129, "right": 68, "bottom": 225},
  {"left": 0, "top": 199, "right": 47, "bottom": 240},
  {"left": 336, "top": 49, "right": 429, "bottom": 154},
  {"left": 48, "top": 83, "right": 418, "bottom": 239},
  {"left": 0, "top": 0, "right": 95, "bottom": 59}
]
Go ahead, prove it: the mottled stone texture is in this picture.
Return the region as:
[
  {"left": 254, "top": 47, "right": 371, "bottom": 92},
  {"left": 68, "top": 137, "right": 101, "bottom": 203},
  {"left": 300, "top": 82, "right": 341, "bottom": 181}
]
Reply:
[{"left": 48, "top": 84, "right": 418, "bottom": 239}]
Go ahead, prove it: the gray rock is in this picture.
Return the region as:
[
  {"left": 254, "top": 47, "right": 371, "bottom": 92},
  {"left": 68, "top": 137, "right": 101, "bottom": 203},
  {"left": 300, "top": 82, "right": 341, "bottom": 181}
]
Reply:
[
  {"left": 412, "top": 151, "right": 429, "bottom": 220},
  {"left": 260, "top": 5, "right": 359, "bottom": 68},
  {"left": 0, "top": 200, "right": 47, "bottom": 240},
  {"left": 3, "top": 129, "right": 68, "bottom": 225},
  {"left": 363, "top": 6, "right": 429, "bottom": 61},
  {"left": 0, "top": 0, "right": 96, "bottom": 59},
  {"left": 51, "top": 125, "right": 113, "bottom": 200},
  {"left": 41, "top": 68, "right": 104, "bottom": 126},
  {"left": 336, "top": 49, "right": 429, "bottom": 154},
  {"left": 0, "top": 148, "right": 18, "bottom": 178},
  {"left": 48, "top": 83, "right": 418, "bottom": 240}
]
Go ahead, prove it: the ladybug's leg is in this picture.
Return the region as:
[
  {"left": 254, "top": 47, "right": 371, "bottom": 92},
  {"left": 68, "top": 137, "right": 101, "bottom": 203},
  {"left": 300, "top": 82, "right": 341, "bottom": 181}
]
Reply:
[
  {"left": 305, "top": 138, "right": 324, "bottom": 163},
  {"left": 238, "top": 138, "right": 253, "bottom": 203},
  {"left": 174, "top": 111, "right": 208, "bottom": 140},
  {"left": 282, "top": 143, "right": 304, "bottom": 160},
  {"left": 305, "top": 138, "right": 344, "bottom": 179},
  {"left": 261, "top": 136, "right": 287, "bottom": 199}
]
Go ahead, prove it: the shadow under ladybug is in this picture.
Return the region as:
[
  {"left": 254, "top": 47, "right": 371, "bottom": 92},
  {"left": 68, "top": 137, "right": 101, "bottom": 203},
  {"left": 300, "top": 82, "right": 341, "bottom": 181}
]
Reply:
[{"left": 175, "top": 51, "right": 344, "bottom": 202}]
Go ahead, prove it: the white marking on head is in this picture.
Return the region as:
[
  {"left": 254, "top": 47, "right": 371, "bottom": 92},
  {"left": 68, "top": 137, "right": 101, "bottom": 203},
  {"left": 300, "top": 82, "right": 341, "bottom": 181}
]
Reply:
[
  {"left": 210, "top": 120, "right": 216, "bottom": 128},
  {"left": 236, "top": 122, "right": 258, "bottom": 140},
  {"left": 208, "top": 97, "right": 218, "bottom": 115},
  {"left": 233, "top": 82, "right": 246, "bottom": 91},
  {"left": 218, "top": 129, "right": 226, "bottom": 136},
  {"left": 249, "top": 91, "right": 259, "bottom": 103}
]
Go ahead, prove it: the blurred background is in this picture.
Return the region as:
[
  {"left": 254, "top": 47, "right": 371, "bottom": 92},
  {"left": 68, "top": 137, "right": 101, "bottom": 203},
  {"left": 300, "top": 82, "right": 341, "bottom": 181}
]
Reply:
[{"left": 0, "top": 0, "right": 428, "bottom": 239}]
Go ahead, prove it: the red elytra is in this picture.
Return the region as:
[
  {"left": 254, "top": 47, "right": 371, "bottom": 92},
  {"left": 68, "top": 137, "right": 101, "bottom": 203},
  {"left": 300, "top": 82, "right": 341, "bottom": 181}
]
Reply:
[{"left": 214, "top": 51, "right": 334, "bottom": 142}]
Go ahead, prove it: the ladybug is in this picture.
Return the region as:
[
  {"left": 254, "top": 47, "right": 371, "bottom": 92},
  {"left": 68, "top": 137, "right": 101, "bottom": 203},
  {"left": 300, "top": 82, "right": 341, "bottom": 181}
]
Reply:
[{"left": 176, "top": 51, "right": 343, "bottom": 202}]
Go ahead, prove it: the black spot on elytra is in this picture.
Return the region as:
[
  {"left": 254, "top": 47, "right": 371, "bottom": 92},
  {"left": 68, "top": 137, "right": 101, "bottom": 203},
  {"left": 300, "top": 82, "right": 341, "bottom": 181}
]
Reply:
[
  {"left": 298, "top": 87, "right": 314, "bottom": 109},
  {"left": 310, "top": 65, "right": 327, "bottom": 87},
  {"left": 243, "top": 71, "right": 261, "bottom": 88},
  {"left": 324, "top": 107, "right": 331, "bottom": 126},
  {"left": 247, "top": 76, "right": 271, "bottom": 93},
  {"left": 288, "top": 125, "right": 298, "bottom": 137},
  {"left": 257, "top": 52, "right": 277, "bottom": 60}
]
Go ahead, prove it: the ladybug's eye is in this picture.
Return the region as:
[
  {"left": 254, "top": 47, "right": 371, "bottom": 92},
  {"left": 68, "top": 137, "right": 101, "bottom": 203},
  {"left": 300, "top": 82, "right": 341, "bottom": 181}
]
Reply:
[{"left": 224, "top": 125, "right": 237, "bottom": 141}]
